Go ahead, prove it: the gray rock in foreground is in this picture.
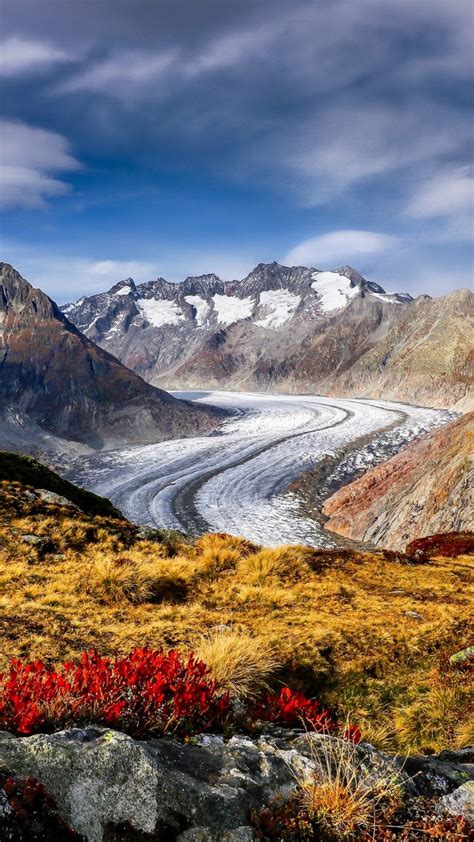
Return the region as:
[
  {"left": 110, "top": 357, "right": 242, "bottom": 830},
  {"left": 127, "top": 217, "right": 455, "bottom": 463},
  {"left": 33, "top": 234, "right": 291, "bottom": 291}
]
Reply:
[
  {"left": 436, "top": 781, "right": 474, "bottom": 822},
  {"left": 0, "top": 727, "right": 472, "bottom": 841}
]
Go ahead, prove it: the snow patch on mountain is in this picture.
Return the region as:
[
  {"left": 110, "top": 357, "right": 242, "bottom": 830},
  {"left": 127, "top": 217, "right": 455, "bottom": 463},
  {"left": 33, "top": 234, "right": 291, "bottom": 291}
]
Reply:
[
  {"left": 184, "top": 295, "right": 211, "bottom": 326},
  {"left": 311, "top": 272, "right": 360, "bottom": 312},
  {"left": 136, "top": 298, "right": 185, "bottom": 327},
  {"left": 255, "top": 289, "right": 301, "bottom": 329},
  {"left": 212, "top": 294, "right": 254, "bottom": 326},
  {"left": 116, "top": 285, "right": 133, "bottom": 296},
  {"left": 371, "top": 292, "right": 403, "bottom": 305}
]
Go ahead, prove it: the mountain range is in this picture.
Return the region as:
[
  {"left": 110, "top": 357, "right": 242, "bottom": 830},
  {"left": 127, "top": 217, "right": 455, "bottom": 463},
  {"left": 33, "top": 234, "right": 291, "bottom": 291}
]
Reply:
[
  {"left": 63, "top": 262, "right": 473, "bottom": 410},
  {"left": 0, "top": 263, "right": 222, "bottom": 459}
]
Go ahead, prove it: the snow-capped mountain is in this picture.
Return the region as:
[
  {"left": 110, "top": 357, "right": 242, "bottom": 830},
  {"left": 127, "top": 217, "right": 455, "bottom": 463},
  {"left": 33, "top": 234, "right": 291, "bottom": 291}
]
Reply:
[
  {"left": 63, "top": 262, "right": 410, "bottom": 340},
  {"left": 62, "top": 261, "right": 473, "bottom": 410}
]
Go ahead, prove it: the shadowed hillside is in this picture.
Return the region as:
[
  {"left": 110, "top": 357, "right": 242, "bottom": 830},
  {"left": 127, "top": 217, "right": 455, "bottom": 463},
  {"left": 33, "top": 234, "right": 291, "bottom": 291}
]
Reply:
[{"left": 0, "top": 263, "right": 224, "bottom": 453}]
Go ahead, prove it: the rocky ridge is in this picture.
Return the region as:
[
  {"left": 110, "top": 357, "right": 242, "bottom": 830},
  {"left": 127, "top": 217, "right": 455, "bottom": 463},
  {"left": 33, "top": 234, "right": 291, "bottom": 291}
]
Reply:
[
  {"left": 323, "top": 412, "right": 474, "bottom": 548},
  {"left": 63, "top": 262, "right": 473, "bottom": 410},
  {"left": 0, "top": 263, "right": 223, "bottom": 455}
]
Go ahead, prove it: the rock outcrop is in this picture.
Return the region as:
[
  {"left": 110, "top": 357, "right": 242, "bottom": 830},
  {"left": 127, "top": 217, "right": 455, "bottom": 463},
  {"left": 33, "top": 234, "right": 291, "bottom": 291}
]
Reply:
[
  {"left": 62, "top": 262, "right": 473, "bottom": 410},
  {"left": 0, "top": 263, "right": 223, "bottom": 454},
  {"left": 0, "top": 451, "right": 123, "bottom": 518},
  {"left": 1, "top": 727, "right": 472, "bottom": 842},
  {"left": 323, "top": 412, "right": 474, "bottom": 548}
]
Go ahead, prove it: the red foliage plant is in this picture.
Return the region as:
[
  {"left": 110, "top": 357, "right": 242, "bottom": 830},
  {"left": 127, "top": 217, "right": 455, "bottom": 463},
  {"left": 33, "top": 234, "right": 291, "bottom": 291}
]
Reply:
[
  {"left": 0, "top": 648, "right": 230, "bottom": 737},
  {"left": 0, "top": 648, "right": 341, "bottom": 740},
  {"left": 253, "top": 687, "right": 334, "bottom": 733}
]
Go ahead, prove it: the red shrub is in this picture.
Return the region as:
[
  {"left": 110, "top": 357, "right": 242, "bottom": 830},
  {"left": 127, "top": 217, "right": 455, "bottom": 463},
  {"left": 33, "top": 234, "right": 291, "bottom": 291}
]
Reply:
[
  {"left": 405, "top": 531, "right": 474, "bottom": 559},
  {"left": 0, "top": 648, "right": 230, "bottom": 737},
  {"left": 253, "top": 687, "right": 333, "bottom": 731},
  {"left": 0, "top": 649, "right": 358, "bottom": 742}
]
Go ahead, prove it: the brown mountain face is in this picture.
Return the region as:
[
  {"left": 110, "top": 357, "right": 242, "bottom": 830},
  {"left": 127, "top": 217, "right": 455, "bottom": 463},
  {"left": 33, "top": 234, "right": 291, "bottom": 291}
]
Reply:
[
  {"left": 327, "top": 289, "right": 474, "bottom": 410},
  {"left": 0, "top": 263, "right": 222, "bottom": 451},
  {"left": 323, "top": 412, "right": 474, "bottom": 549},
  {"left": 63, "top": 263, "right": 473, "bottom": 410}
]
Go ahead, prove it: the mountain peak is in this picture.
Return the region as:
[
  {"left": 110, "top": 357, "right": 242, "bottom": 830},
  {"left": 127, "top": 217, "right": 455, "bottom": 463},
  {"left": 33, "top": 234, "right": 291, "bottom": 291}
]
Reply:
[
  {"left": 109, "top": 278, "right": 137, "bottom": 294},
  {"left": 0, "top": 263, "right": 222, "bottom": 452},
  {"left": 0, "top": 260, "right": 65, "bottom": 325}
]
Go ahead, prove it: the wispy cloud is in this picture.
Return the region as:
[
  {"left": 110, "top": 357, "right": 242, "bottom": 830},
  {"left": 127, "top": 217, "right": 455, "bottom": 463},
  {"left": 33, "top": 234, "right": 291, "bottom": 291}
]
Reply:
[
  {"left": 406, "top": 166, "right": 473, "bottom": 220},
  {"left": 56, "top": 49, "right": 178, "bottom": 98},
  {"left": 0, "top": 120, "right": 80, "bottom": 208},
  {"left": 284, "top": 230, "right": 397, "bottom": 267},
  {"left": 55, "top": 21, "right": 276, "bottom": 100},
  {"left": 88, "top": 260, "right": 154, "bottom": 281},
  {"left": 0, "top": 35, "right": 70, "bottom": 76},
  {"left": 0, "top": 251, "right": 155, "bottom": 301}
]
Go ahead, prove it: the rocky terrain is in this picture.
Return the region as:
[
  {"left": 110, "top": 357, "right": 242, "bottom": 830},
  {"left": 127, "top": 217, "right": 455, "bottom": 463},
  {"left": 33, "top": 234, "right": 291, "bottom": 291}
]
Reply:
[
  {"left": 323, "top": 412, "right": 473, "bottom": 549},
  {"left": 1, "top": 726, "right": 473, "bottom": 841},
  {"left": 0, "top": 264, "right": 222, "bottom": 457},
  {"left": 63, "top": 262, "right": 473, "bottom": 410}
]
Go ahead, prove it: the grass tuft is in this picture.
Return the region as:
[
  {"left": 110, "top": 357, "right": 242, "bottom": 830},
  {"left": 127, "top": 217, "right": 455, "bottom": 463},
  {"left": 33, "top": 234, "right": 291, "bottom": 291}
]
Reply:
[
  {"left": 196, "top": 627, "right": 280, "bottom": 699},
  {"left": 296, "top": 732, "right": 402, "bottom": 838}
]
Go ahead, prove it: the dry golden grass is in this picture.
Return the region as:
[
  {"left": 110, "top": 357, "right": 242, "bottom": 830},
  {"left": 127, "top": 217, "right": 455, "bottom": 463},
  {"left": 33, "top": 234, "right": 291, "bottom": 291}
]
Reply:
[
  {"left": 195, "top": 627, "right": 279, "bottom": 698},
  {"left": 1, "top": 480, "right": 473, "bottom": 751},
  {"left": 393, "top": 683, "right": 473, "bottom": 753},
  {"left": 296, "top": 733, "right": 402, "bottom": 838},
  {"left": 237, "top": 545, "right": 312, "bottom": 585},
  {"left": 455, "top": 715, "right": 474, "bottom": 749}
]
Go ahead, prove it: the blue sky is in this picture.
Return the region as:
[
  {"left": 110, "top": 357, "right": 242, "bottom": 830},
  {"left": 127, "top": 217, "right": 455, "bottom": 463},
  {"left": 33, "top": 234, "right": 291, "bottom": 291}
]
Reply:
[{"left": 0, "top": 0, "right": 472, "bottom": 302}]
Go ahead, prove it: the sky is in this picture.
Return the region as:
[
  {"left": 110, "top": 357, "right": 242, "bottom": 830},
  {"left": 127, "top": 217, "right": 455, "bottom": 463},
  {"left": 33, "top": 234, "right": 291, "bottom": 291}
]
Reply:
[{"left": 0, "top": 0, "right": 473, "bottom": 303}]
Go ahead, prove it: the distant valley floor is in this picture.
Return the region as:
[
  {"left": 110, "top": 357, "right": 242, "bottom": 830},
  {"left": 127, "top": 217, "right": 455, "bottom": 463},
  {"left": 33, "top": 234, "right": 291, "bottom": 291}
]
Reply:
[{"left": 68, "top": 391, "right": 454, "bottom": 547}]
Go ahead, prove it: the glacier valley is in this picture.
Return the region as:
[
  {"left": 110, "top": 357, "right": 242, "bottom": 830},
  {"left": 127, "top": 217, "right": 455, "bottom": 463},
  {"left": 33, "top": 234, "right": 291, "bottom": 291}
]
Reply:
[{"left": 69, "top": 392, "right": 454, "bottom": 547}]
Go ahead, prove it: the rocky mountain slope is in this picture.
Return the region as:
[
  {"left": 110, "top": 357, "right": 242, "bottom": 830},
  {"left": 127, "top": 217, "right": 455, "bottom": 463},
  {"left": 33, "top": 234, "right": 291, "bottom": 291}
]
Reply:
[
  {"left": 323, "top": 412, "right": 474, "bottom": 549},
  {"left": 63, "top": 262, "right": 473, "bottom": 410},
  {"left": 0, "top": 263, "right": 222, "bottom": 454}
]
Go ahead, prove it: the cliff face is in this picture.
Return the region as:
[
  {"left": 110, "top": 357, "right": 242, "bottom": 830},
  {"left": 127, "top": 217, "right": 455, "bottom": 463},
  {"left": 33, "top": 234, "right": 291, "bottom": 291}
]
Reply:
[
  {"left": 323, "top": 412, "right": 474, "bottom": 549},
  {"left": 0, "top": 263, "right": 222, "bottom": 450}
]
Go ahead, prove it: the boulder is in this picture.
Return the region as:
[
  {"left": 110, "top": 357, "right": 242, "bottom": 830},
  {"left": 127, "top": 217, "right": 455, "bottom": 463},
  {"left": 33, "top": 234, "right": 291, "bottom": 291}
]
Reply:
[
  {"left": 0, "top": 727, "right": 472, "bottom": 841},
  {"left": 0, "top": 728, "right": 403, "bottom": 842},
  {"left": 449, "top": 646, "right": 474, "bottom": 666},
  {"left": 436, "top": 781, "right": 474, "bottom": 822},
  {"left": 37, "top": 488, "right": 80, "bottom": 509}
]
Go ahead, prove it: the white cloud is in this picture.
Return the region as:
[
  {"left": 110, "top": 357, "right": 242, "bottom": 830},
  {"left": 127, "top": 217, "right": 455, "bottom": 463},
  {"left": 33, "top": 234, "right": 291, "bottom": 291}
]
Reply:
[
  {"left": 0, "top": 120, "right": 80, "bottom": 207},
  {"left": 57, "top": 48, "right": 178, "bottom": 97},
  {"left": 88, "top": 260, "right": 154, "bottom": 281},
  {"left": 0, "top": 252, "right": 155, "bottom": 302},
  {"left": 0, "top": 35, "right": 70, "bottom": 76},
  {"left": 406, "top": 166, "right": 473, "bottom": 219},
  {"left": 184, "top": 24, "right": 276, "bottom": 77},
  {"left": 284, "top": 230, "right": 397, "bottom": 267},
  {"left": 56, "top": 23, "right": 274, "bottom": 100},
  {"left": 265, "top": 101, "right": 469, "bottom": 205}
]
